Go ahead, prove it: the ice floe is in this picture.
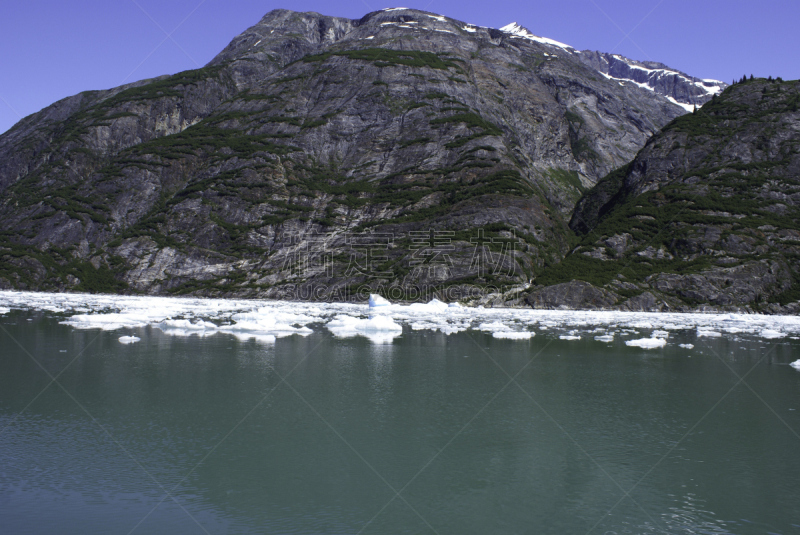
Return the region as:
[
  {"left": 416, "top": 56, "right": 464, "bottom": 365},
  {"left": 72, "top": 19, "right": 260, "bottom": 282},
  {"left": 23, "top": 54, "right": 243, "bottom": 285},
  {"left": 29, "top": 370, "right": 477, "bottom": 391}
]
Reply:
[
  {"left": 791, "top": 360, "right": 800, "bottom": 370},
  {"left": 626, "top": 338, "right": 667, "bottom": 349},
  {"left": 326, "top": 314, "right": 402, "bottom": 344},
  {"left": 679, "top": 344, "right": 695, "bottom": 349},
  {"left": 118, "top": 336, "right": 140, "bottom": 344},
  {"left": 760, "top": 329, "right": 786, "bottom": 339},
  {"left": 697, "top": 329, "right": 722, "bottom": 338},
  {"left": 478, "top": 321, "right": 510, "bottom": 332},
  {"left": 1, "top": 291, "right": 800, "bottom": 346},
  {"left": 492, "top": 331, "right": 534, "bottom": 340}
]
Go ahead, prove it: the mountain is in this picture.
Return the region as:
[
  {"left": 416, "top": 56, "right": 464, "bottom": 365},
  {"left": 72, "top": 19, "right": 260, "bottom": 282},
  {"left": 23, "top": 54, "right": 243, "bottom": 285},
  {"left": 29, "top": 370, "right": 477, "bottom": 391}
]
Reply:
[
  {"left": 0, "top": 8, "right": 723, "bottom": 301},
  {"left": 499, "top": 22, "right": 725, "bottom": 112},
  {"left": 529, "top": 77, "right": 800, "bottom": 313}
]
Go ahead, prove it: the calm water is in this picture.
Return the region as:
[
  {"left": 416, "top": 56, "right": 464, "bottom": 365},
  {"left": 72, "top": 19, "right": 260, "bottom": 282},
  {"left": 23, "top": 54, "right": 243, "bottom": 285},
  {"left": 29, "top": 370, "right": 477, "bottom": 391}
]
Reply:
[{"left": 1, "top": 311, "right": 800, "bottom": 534}]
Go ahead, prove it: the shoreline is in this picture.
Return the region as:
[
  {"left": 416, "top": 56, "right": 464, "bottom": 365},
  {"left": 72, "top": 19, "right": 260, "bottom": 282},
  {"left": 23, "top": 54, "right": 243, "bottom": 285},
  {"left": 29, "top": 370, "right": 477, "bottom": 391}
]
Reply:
[{"left": 2, "top": 289, "right": 800, "bottom": 346}]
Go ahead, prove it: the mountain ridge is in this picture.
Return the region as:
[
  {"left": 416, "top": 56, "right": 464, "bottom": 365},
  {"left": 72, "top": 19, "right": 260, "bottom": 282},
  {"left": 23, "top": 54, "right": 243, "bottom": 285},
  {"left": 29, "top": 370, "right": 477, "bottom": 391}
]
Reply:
[
  {"left": 532, "top": 77, "right": 800, "bottom": 313},
  {"left": 0, "top": 7, "right": 760, "bottom": 310}
]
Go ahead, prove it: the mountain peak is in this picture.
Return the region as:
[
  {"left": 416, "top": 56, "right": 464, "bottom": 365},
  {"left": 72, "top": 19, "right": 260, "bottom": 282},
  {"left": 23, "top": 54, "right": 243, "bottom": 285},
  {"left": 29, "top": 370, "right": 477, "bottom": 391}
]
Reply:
[
  {"left": 499, "top": 22, "right": 574, "bottom": 51},
  {"left": 0, "top": 6, "right": 741, "bottom": 306}
]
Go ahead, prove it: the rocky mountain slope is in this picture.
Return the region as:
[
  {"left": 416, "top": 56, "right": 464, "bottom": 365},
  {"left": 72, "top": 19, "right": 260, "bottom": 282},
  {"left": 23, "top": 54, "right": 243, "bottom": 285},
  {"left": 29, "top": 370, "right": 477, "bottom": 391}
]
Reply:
[
  {"left": 529, "top": 77, "right": 800, "bottom": 313},
  {"left": 576, "top": 51, "right": 724, "bottom": 111},
  {"left": 0, "top": 8, "right": 722, "bottom": 301},
  {"left": 499, "top": 22, "right": 725, "bottom": 111}
]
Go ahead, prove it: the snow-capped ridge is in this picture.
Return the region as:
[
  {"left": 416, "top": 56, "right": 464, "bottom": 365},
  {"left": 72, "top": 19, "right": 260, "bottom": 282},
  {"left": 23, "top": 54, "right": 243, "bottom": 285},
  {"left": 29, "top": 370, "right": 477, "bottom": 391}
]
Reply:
[
  {"left": 500, "top": 22, "right": 574, "bottom": 51},
  {"left": 580, "top": 50, "right": 726, "bottom": 109}
]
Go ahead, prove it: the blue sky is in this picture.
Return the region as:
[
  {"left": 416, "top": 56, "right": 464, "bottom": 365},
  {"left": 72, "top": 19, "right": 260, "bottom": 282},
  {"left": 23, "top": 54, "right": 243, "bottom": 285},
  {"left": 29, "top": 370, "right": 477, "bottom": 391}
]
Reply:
[{"left": 1, "top": 0, "right": 798, "bottom": 134}]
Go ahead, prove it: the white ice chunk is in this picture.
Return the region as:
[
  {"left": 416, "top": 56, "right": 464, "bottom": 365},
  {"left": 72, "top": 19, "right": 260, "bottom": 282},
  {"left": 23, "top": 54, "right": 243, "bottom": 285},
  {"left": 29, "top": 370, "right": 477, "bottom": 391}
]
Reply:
[
  {"left": 697, "top": 329, "right": 722, "bottom": 337},
  {"left": 652, "top": 330, "right": 669, "bottom": 338},
  {"left": 679, "top": 343, "right": 694, "bottom": 349},
  {"left": 8, "top": 290, "right": 800, "bottom": 345},
  {"left": 594, "top": 334, "right": 614, "bottom": 342},
  {"left": 156, "top": 319, "right": 219, "bottom": 338},
  {"left": 791, "top": 360, "right": 800, "bottom": 370},
  {"left": 478, "top": 321, "right": 509, "bottom": 332},
  {"left": 369, "top": 294, "right": 391, "bottom": 307},
  {"left": 0, "top": 307, "right": 9, "bottom": 314},
  {"left": 406, "top": 298, "right": 449, "bottom": 313},
  {"left": 326, "top": 314, "right": 402, "bottom": 342},
  {"left": 222, "top": 309, "right": 313, "bottom": 338},
  {"left": 626, "top": 337, "right": 667, "bottom": 348},
  {"left": 760, "top": 329, "right": 785, "bottom": 339},
  {"left": 64, "top": 312, "right": 155, "bottom": 331},
  {"left": 118, "top": 336, "right": 140, "bottom": 344},
  {"left": 492, "top": 331, "right": 534, "bottom": 339},
  {"left": 559, "top": 335, "right": 581, "bottom": 340}
]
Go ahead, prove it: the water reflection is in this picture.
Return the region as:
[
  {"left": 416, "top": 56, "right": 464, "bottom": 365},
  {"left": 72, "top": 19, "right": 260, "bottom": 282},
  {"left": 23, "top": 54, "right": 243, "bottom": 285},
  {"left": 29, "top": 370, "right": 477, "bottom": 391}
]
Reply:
[{"left": 1, "top": 315, "right": 799, "bottom": 534}]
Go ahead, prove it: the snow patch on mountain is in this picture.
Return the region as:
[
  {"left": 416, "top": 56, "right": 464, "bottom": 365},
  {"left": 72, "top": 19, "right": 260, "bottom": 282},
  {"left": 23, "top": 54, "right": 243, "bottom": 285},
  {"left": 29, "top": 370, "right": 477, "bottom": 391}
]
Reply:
[{"left": 500, "top": 22, "right": 574, "bottom": 51}]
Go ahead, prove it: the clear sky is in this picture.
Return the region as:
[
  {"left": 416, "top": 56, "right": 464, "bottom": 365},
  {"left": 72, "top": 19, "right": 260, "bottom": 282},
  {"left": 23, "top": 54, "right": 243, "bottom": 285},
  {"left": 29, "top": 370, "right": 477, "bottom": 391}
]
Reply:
[{"left": 1, "top": 0, "right": 798, "bottom": 134}]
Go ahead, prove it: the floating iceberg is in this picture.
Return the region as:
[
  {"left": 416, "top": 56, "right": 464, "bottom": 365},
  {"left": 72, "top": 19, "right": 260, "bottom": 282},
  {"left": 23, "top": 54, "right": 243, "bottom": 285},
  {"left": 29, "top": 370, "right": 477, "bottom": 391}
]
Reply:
[
  {"left": 697, "top": 329, "right": 722, "bottom": 338},
  {"left": 626, "top": 338, "right": 667, "bottom": 348},
  {"left": 760, "top": 329, "right": 785, "bottom": 339},
  {"left": 492, "top": 331, "right": 534, "bottom": 340},
  {"left": 559, "top": 329, "right": 581, "bottom": 340},
  {"left": 2, "top": 290, "right": 800, "bottom": 345},
  {"left": 791, "top": 360, "right": 800, "bottom": 370},
  {"left": 118, "top": 336, "right": 140, "bottom": 344},
  {"left": 369, "top": 294, "right": 391, "bottom": 308},
  {"left": 408, "top": 298, "right": 449, "bottom": 313},
  {"left": 679, "top": 343, "right": 695, "bottom": 349},
  {"left": 478, "top": 321, "right": 509, "bottom": 332},
  {"left": 325, "top": 314, "right": 403, "bottom": 344}
]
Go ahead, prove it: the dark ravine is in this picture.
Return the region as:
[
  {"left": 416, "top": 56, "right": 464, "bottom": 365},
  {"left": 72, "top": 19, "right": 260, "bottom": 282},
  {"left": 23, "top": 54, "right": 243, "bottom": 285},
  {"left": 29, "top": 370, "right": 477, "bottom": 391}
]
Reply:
[{"left": 5, "top": 8, "right": 795, "bottom": 314}]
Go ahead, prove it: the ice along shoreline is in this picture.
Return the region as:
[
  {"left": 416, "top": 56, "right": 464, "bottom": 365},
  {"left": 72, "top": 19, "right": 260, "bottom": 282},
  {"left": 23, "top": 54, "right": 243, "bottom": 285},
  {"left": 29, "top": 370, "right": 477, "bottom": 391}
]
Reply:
[{"left": 2, "top": 290, "right": 800, "bottom": 355}]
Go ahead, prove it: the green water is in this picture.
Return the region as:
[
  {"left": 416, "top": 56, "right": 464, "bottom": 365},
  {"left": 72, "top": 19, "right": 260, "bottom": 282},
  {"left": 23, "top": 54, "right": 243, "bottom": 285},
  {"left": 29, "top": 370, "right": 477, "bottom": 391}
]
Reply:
[{"left": 1, "top": 312, "right": 799, "bottom": 534}]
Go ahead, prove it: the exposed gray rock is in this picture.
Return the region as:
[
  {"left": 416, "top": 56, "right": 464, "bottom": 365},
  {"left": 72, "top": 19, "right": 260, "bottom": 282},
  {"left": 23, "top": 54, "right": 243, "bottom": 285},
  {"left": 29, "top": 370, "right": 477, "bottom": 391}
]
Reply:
[
  {"left": 556, "top": 78, "right": 800, "bottom": 313},
  {"left": 526, "top": 281, "right": 619, "bottom": 310},
  {"left": 0, "top": 7, "right": 703, "bottom": 299},
  {"left": 648, "top": 260, "right": 791, "bottom": 307},
  {"left": 616, "top": 292, "right": 671, "bottom": 312}
]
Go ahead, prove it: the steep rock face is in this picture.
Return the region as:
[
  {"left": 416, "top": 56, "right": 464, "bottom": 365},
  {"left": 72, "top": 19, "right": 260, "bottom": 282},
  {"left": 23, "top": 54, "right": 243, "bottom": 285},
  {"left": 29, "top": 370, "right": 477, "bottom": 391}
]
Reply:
[
  {"left": 0, "top": 8, "right": 714, "bottom": 299},
  {"left": 526, "top": 280, "right": 618, "bottom": 310},
  {"left": 534, "top": 78, "right": 800, "bottom": 313}
]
